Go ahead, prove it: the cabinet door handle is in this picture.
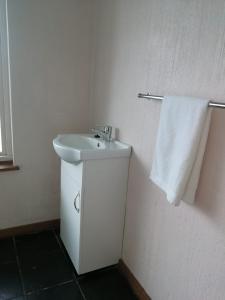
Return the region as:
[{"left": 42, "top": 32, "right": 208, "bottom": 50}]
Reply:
[{"left": 74, "top": 192, "right": 80, "bottom": 213}]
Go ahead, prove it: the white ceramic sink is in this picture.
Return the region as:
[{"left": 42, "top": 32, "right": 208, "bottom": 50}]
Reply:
[{"left": 53, "top": 134, "right": 131, "bottom": 163}]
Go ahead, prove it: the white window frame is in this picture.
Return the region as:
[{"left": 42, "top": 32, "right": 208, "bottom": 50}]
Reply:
[{"left": 0, "top": 0, "right": 13, "bottom": 161}]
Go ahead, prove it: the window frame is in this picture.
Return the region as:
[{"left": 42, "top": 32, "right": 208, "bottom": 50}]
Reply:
[{"left": 0, "top": 0, "right": 13, "bottom": 161}]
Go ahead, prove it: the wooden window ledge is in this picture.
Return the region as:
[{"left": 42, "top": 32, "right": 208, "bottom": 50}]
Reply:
[{"left": 0, "top": 160, "right": 19, "bottom": 172}]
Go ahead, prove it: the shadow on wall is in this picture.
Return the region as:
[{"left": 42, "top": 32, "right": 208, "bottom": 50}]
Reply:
[
  {"left": 124, "top": 143, "right": 166, "bottom": 247},
  {"left": 126, "top": 106, "right": 225, "bottom": 236},
  {"left": 195, "top": 109, "right": 225, "bottom": 232}
]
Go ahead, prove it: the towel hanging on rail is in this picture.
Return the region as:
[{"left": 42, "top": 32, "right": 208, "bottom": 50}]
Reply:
[{"left": 150, "top": 96, "right": 212, "bottom": 206}]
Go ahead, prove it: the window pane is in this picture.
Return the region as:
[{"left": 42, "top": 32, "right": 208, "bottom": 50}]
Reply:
[
  {"left": 0, "top": 0, "right": 12, "bottom": 159},
  {"left": 0, "top": 118, "right": 2, "bottom": 152}
]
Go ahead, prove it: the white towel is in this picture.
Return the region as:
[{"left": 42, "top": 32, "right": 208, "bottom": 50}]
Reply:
[{"left": 150, "top": 96, "right": 212, "bottom": 206}]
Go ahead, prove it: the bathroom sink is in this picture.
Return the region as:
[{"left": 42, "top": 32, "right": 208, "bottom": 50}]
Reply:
[{"left": 53, "top": 134, "right": 131, "bottom": 163}]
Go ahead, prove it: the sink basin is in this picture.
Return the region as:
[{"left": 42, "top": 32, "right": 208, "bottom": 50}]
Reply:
[{"left": 53, "top": 134, "right": 131, "bottom": 163}]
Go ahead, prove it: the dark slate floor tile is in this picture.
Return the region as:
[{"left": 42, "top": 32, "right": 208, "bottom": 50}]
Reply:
[
  {"left": 54, "top": 227, "right": 60, "bottom": 237},
  {"left": 0, "top": 262, "right": 23, "bottom": 300},
  {"left": 20, "top": 250, "right": 74, "bottom": 293},
  {"left": 27, "top": 282, "right": 83, "bottom": 300},
  {"left": 0, "top": 238, "right": 16, "bottom": 263},
  {"left": 15, "top": 231, "right": 59, "bottom": 258},
  {"left": 79, "top": 267, "right": 138, "bottom": 300},
  {"left": 56, "top": 238, "right": 78, "bottom": 277}
]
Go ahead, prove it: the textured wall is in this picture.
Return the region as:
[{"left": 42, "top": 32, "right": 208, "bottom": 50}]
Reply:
[
  {"left": 0, "top": 0, "right": 93, "bottom": 229},
  {"left": 91, "top": 0, "right": 225, "bottom": 299}
]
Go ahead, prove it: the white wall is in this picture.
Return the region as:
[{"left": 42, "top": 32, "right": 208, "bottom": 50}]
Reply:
[
  {"left": 91, "top": 0, "right": 225, "bottom": 299},
  {"left": 0, "top": 0, "right": 93, "bottom": 229}
]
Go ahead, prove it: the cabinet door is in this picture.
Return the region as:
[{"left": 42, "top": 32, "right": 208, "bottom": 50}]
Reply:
[{"left": 60, "top": 173, "right": 81, "bottom": 273}]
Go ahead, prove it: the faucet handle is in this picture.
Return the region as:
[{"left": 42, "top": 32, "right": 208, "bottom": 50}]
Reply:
[
  {"left": 91, "top": 125, "right": 112, "bottom": 141},
  {"left": 103, "top": 126, "right": 112, "bottom": 134}
]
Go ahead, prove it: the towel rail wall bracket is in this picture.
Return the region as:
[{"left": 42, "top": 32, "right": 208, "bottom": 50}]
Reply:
[{"left": 138, "top": 93, "right": 225, "bottom": 109}]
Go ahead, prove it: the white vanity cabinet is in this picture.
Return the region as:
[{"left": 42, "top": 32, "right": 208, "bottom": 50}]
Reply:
[
  {"left": 60, "top": 169, "right": 81, "bottom": 272},
  {"left": 60, "top": 157, "right": 130, "bottom": 275}
]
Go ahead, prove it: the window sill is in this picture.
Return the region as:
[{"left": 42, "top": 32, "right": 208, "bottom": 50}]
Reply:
[{"left": 0, "top": 160, "right": 20, "bottom": 172}]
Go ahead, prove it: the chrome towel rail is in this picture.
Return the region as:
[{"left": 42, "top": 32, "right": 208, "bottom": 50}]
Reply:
[{"left": 138, "top": 93, "right": 225, "bottom": 109}]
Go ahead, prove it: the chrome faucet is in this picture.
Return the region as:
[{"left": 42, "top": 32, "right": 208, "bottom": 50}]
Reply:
[{"left": 91, "top": 125, "right": 112, "bottom": 141}]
